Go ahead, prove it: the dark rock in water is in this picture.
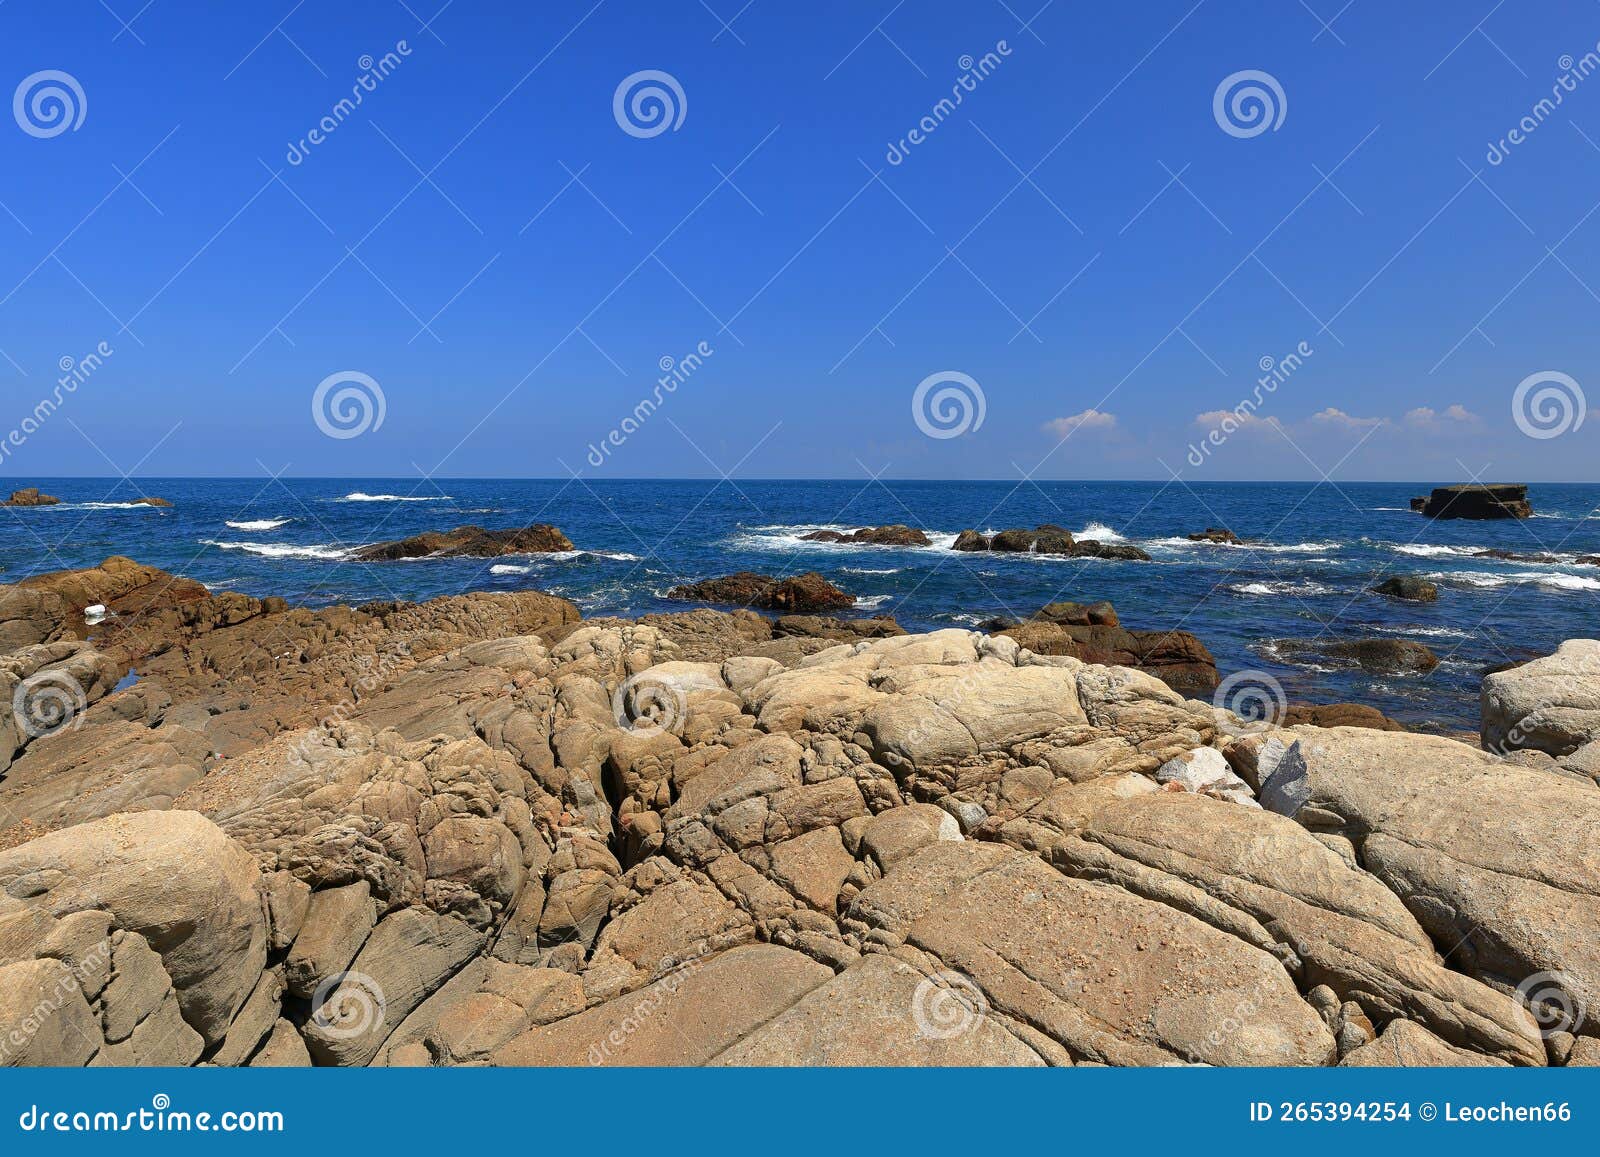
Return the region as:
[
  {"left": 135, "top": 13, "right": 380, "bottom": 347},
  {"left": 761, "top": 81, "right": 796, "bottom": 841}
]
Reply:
[
  {"left": 4, "top": 488, "right": 60, "bottom": 507},
  {"left": 799, "top": 525, "right": 930, "bottom": 546},
  {"left": 667, "top": 572, "right": 854, "bottom": 614},
  {"left": 1187, "top": 527, "right": 1241, "bottom": 545},
  {"left": 994, "top": 600, "right": 1217, "bottom": 695},
  {"left": 354, "top": 524, "right": 574, "bottom": 561},
  {"left": 132, "top": 497, "right": 172, "bottom": 507},
  {"left": 1372, "top": 576, "right": 1439, "bottom": 602},
  {"left": 1277, "top": 637, "right": 1440, "bottom": 674},
  {"left": 976, "top": 616, "right": 1021, "bottom": 633},
  {"left": 1471, "top": 548, "right": 1589, "bottom": 565},
  {"left": 772, "top": 615, "right": 905, "bottom": 640},
  {"left": 1483, "top": 659, "right": 1527, "bottom": 676},
  {"left": 1069, "top": 541, "right": 1151, "bottom": 561},
  {"left": 1282, "top": 702, "right": 1407, "bottom": 731},
  {"left": 951, "top": 525, "right": 1150, "bottom": 561},
  {"left": 1412, "top": 484, "right": 1531, "bottom": 520}
]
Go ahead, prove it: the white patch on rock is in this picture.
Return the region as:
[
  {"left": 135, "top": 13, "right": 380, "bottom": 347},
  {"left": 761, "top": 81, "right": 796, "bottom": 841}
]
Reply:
[{"left": 1156, "top": 746, "right": 1260, "bottom": 808}]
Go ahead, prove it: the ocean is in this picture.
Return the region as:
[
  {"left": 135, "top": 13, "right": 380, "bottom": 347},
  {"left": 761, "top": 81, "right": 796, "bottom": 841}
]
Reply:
[{"left": 5, "top": 477, "right": 1599, "bottom": 732}]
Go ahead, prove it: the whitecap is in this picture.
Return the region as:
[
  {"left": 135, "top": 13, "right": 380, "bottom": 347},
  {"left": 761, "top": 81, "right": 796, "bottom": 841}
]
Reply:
[
  {"left": 202, "top": 539, "right": 351, "bottom": 561},
  {"left": 1369, "top": 624, "right": 1470, "bottom": 640},
  {"left": 337, "top": 492, "right": 451, "bottom": 502},
  {"left": 729, "top": 525, "right": 951, "bottom": 552},
  {"left": 1425, "top": 569, "right": 1600, "bottom": 592},
  {"left": 1390, "top": 543, "right": 1476, "bottom": 558},
  {"left": 854, "top": 594, "right": 892, "bottom": 611},
  {"left": 1229, "top": 580, "right": 1336, "bottom": 597},
  {"left": 52, "top": 501, "right": 160, "bottom": 510},
  {"left": 842, "top": 566, "right": 902, "bottom": 575},
  {"left": 490, "top": 564, "right": 531, "bottom": 575},
  {"left": 1074, "top": 521, "right": 1126, "bottom": 543},
  {"left": 226, "top": 518, "right": 292, "bottom": 531}
]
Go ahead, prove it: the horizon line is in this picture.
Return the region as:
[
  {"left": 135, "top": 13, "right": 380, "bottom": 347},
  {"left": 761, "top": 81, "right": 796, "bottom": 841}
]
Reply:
[{"left": 0, "top": 475, "right": 1571, "bottom": 486}]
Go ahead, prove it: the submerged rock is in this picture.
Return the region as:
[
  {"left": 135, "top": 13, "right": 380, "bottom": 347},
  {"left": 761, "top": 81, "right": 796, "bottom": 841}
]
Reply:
[
  {"left": 1372, "top": 575, "right": 1438, "bottom": 602},
  {"left": 1275, "top": 637, "right": 1440, "bottom": 674}
]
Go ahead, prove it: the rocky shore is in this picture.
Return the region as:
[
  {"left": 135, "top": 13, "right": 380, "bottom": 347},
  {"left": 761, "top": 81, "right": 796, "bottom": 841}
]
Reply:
[{"left": 0, "top": 557, "right": 1596, "bottom": 1068}]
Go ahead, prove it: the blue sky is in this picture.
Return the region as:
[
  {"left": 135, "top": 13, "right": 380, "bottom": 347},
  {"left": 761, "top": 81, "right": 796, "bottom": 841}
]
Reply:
[{"left": 3, "top": 0, "right": 1600, "bottom": 481}]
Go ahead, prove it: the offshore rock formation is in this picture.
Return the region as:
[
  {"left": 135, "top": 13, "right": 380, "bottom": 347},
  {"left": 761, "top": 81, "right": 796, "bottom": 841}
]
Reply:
[
  {"left": 1410, "top": 484, "right": 1532, "bottom": 519},
  {"left": 0, "top": 558, "right": 1593, "bottom": 1068},
  {"left": 800, "top": 525, "right": 930, "bottom": 546},
  {"left": 354, "top": 524, "right": 575, "bottom": 561},
  {"left": 952, "top": 526, "right": 1151, "bottom": 561}
]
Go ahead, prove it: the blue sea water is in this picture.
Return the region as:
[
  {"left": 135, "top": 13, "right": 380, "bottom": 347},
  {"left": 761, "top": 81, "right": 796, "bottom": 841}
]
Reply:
[{"left": 5, "top": 477, "right": 1599, "bottom": 732}]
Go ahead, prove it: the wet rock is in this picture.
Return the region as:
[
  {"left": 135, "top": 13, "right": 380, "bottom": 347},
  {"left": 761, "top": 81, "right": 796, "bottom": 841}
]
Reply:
[
  {"left": 354, "top": 524, "right": 574, "bottom": 561},
  {"left": 800, "top": 525, "right": 930, "bottom": 546},
  {"left": 1372, "top": 575, "right": 1438, "bottom": 602}
]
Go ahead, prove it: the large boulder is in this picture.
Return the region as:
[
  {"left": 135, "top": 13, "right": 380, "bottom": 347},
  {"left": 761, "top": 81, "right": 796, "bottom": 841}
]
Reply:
[
  {"left": 0, "top": 811, "right": 268, "bottom": 1047},
  {"left": 1244, "top": 726, "right": 1600, "bottom": 1042},
  {"left": 1482, "top": 639, "right": 1600, "bottom": 756},
  {"left": 997, "top": 605, "right": 1218, "bottom": 696},
  {"left": 666, "top": 572, "right": 854, "bottom": 614}
]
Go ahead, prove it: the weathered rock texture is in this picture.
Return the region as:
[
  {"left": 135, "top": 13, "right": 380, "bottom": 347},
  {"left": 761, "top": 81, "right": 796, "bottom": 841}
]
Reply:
[{"left": 0, "top": 558, "right": 1587, "bottom": 1068}]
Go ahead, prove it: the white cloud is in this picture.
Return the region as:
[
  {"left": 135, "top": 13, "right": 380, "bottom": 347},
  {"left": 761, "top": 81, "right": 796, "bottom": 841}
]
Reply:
[
  {"left": 1308, "top": 407, "right": 1384, "bottom": 431},
  {"left": 1043, "top": 409, "right": 1117, "bottom": 438},
  {"left": 1191, "top": 408, "right": 1279, "bottom": 432},
  {"left": 1404, "top": 404, "right": 1480, "bottom": 431}
]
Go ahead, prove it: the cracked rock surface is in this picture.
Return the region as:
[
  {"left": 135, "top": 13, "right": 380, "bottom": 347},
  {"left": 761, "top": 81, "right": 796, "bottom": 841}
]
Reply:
[{"left": 0, "top": 559, "right": 1589, "bottom": 1067}]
